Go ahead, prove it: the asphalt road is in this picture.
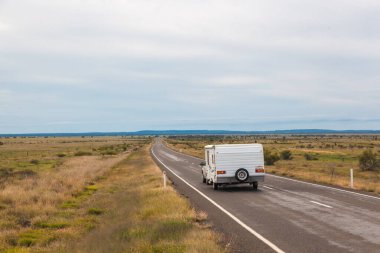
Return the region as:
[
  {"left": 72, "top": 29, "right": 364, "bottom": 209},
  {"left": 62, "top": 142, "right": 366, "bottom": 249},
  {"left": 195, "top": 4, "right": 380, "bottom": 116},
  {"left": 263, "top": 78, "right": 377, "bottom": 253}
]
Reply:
[{"left": 151, "top": 139, "right": 380, "bottom": 253}]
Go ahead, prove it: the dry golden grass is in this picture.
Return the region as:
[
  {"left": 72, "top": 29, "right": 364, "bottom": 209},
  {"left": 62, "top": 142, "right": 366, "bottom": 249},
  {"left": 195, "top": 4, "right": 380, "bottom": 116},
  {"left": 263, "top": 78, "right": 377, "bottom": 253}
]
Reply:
[
  {"left": 0, "top": 137, "right": 226, "bottom": 253},
  {"left": 0, "top": 154, "right": 128, "bottom": 218},
  {"left": 0, "top": 155, "right": 133, "bottom": 252},
  {"left": 0, "top": 137, "right": 147, "bottom": 252},
  {"left": 165, "top": 135, "right": 380, "bottom": 194}
]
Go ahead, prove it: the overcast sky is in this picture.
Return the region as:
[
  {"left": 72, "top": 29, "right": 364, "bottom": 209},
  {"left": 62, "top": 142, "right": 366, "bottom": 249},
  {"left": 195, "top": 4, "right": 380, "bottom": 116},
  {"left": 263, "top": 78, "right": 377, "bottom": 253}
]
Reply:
[{"left": 1, "top": 0, "right": 379, "bottom": 133}]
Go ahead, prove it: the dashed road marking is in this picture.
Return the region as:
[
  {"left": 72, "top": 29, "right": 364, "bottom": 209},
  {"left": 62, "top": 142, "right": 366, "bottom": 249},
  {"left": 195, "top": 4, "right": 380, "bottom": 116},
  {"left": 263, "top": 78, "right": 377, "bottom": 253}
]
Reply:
[
  {"left": 310, "top": 201, "right": 333, "bottom": 208},
  {"left": 268, "top": 174, "right": 380, "bottom": 201}
]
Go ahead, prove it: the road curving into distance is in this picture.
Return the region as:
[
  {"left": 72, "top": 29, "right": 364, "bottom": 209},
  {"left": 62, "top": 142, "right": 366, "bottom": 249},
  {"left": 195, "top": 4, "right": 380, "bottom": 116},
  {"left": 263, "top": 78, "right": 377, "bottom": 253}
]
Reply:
[{"left": 151, "top": 139, "right": 380, "bottom": 253}]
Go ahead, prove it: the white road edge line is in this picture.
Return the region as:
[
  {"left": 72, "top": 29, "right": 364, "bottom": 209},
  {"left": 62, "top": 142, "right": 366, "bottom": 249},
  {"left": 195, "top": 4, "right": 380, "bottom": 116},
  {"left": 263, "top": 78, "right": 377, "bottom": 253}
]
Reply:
[
  {"left": 263, "top": 186, "right": 274, "bottom": 190},
  {"left": 268, "top": 174, "right": 380, "bottom": 200},
  {"left": 310, "top": 201, "right": 333, "bottom": 208},
  {"left": 151, "top": 148, "right": 286, "bottom": 253}
]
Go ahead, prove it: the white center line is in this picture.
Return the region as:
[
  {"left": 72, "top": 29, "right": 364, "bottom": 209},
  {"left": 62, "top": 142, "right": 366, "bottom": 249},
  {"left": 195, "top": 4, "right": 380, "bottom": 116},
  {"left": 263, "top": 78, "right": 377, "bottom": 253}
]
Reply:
[
  {"left": 263, "top": 186, "right": 274, "bottom": 190},
  {"left": 310, "top": 201, "right": 333, "bottom": 208}
]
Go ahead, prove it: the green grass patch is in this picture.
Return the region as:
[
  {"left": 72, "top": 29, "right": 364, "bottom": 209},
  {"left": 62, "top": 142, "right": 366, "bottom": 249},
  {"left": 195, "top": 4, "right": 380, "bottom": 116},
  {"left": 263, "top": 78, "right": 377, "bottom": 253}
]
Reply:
[
  {"left": 85, "top": 185, "right": 99, "bottom": 191},
  {"left": 120, "top": 227, "right": 148, "bottom": 240},
  {"left": 60, "top": 200, "right": 79, "bottom": 209},
  {"left": 3, "top": 248, "right": 31, "bottom": 253},
  {"left": 17, "top": 230, "right": 43, "bottom": 247},
  {"left": 75, "top": 217, "right": 98, "bottom": 232}
]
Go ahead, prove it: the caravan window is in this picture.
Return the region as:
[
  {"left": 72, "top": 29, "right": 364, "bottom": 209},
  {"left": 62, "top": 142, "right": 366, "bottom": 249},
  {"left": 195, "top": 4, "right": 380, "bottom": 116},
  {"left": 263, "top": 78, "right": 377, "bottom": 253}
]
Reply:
[{"left": 206, "top": 151, "right": 210, "bottom": 165}]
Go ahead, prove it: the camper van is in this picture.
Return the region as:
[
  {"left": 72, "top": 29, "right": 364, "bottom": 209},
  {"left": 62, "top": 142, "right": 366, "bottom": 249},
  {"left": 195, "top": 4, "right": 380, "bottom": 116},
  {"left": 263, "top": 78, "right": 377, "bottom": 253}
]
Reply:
[{"left": 201, "top": 144, "right": 265, "bottom": 190}]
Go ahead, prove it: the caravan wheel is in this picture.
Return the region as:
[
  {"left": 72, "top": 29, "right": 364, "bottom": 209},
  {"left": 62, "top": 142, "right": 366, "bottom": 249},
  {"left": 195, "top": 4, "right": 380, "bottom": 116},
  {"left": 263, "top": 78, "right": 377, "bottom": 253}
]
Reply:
[
  {"left": 213, "top": 182, "right": 219, "bottom": 190},
  {"left": 235, "top": 168, "right": 249, "bottom": 182},
  {"left": 202, "top": 175, "right": 206, "bottom": 183}
]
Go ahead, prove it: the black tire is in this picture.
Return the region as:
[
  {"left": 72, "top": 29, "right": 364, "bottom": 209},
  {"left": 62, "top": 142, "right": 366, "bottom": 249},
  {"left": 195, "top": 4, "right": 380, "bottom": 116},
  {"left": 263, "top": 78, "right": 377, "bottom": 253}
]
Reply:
[
  {"left": 202, "top": 175, "right": 206, "bottom": 183},
  {"left": 235, "top": 168, "right": 249, "bottom": 182},
  {"left": 252, "top": 182, "right": 258, "bottom": 190},
  {"left": 213, "top": 182, "right": 219, "bottom": 190}
]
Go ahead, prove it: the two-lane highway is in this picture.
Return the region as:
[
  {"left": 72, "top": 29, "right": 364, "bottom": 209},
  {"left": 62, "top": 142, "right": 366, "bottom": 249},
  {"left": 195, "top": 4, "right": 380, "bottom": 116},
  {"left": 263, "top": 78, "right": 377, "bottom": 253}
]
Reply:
[{"left": 151, "top": 139, "right": 380, "bottom": 253}]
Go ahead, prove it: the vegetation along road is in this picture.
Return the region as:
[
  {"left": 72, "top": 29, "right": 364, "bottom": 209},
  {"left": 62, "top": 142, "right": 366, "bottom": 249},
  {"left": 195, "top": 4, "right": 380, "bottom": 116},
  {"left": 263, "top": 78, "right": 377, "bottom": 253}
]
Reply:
[
  {"left": 0, "top": 137, "right": 226, "bottom": 253},
  {"left": 152, "top": 138, "right": 380, "bottom": 253}
]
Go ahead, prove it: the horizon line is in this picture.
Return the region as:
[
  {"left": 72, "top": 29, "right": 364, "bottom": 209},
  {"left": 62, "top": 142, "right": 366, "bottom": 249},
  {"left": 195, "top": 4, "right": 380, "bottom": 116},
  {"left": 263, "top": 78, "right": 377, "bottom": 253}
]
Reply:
[{"left": 1, "top": 129, "right": 380, "bottom": 136}]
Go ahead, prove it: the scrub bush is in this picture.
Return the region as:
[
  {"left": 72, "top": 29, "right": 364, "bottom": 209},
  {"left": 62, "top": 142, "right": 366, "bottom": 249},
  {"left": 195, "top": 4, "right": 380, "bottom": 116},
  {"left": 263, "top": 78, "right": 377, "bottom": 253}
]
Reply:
[
  {"left": 359, "top": 150, "right": 379, "bottom": 171},
  {"left": 280, "top": 150, "right": 292, "bottom": 160},
  {"left": 264, "top": 149, "right": 280, "bottom": 165}
]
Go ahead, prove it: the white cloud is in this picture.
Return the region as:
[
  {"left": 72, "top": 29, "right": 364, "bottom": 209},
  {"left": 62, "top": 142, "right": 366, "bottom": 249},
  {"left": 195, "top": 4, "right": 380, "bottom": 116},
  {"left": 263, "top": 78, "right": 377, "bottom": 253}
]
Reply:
[
  {"left": 2, "top": 0, "right": 379, "bottom": 60},
  {"left": 16, "top": 75, "right": 88, "bottom": 86},
  {"left": 206, "top": 75, "right": 269, "bottom": 87},
  {"left": 0, "top": 21, "right": 10, "bottom": 31},
  {"left": 0, "top": 0, "right": 379, "bottom": 132},
  {"left": 0, "top": 89, "right": 12, "bottom": 102}
]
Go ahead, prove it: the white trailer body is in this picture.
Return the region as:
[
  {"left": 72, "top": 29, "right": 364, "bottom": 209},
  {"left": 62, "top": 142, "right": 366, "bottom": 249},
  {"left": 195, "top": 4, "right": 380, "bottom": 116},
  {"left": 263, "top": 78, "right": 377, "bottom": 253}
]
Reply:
[{"left": 201, "top": 143, "right": 265, "bottom": 190}]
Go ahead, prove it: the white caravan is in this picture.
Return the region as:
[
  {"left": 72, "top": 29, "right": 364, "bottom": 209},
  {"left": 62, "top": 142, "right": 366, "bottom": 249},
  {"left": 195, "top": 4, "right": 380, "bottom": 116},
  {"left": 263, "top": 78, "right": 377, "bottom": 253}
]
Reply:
[{"left": 200, "top": 144, "right": 265, "bottom": 190}]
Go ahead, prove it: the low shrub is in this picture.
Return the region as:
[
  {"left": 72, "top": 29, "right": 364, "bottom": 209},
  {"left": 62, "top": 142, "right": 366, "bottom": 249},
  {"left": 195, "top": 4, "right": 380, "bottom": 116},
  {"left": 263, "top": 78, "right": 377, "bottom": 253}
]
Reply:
[
  {"left": 280, "top": 150, "right": 293, "bottom": 160},
  {"left": 102, "top": 150, "right": 117, "bottom": 155},
  {"left": 88, "top": 208, "right": 104, "bottom": 215},
  {"left": 359, "top": 150, "right": 379, "bottom": 171},
  {"left": 0, "top": 167, "right": 13, "bottom": 178},
  {"left": 74, "top": 151, "right": 92, "bottom": 156},
  {"left": 304, "top": 153, "right": 318, "bottom": 160},
  {"left": 30, "top": 159, "right": 39, "bottom": 165},
  {"left": 264, "top": 149, "right": 280, "bottom": 165}
]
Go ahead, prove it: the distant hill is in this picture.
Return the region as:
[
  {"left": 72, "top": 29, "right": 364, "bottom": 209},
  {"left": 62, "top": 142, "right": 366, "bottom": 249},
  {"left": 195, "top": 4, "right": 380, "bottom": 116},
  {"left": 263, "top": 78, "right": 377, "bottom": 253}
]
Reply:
[{"left": 1, "top": 129, "right": 380, "bottom": 137}]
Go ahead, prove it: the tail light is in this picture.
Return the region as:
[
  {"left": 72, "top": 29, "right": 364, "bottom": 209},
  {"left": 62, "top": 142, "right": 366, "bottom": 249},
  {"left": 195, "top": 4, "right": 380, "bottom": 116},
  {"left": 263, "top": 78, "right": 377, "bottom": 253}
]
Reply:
[
  {"left": 255, "top": 166, "right": 265, "bottom": 173},
  {"left": 216, "top": 170, "right": 226, "bottom": 175}
]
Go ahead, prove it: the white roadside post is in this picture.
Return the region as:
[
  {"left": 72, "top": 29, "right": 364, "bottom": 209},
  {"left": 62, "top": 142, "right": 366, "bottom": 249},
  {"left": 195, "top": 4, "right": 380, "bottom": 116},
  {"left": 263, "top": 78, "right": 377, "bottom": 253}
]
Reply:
[
  {"left": 350, "top": 168, "right": 354, "bottom": 189},
  {"left": 163, "top": 171, "right": 167, "bottom": 189}
]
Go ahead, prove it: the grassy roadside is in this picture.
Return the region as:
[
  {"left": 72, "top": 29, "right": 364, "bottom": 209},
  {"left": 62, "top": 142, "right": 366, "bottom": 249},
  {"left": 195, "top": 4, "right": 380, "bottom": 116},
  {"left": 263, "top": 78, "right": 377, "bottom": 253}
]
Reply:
[
  {"left": 65, "top": 146, "right": 227, "bottom": 253},
  {"left": 164, "top": 136, "right": 380, "bottom": 194}
]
